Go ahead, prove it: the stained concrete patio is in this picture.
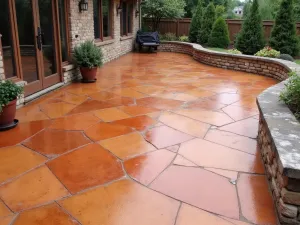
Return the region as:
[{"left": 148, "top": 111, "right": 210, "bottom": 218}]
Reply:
[{"left": 0, "top": 52, "right": 278, "bottom": 225}]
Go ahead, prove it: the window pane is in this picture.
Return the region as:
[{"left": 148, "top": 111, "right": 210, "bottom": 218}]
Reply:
[
  {"left": 121, "top": 2, "right": 127, "bottom": 35},
  {"left": 127, "top": 3, "right": 133, "bottom": 33},
  {"left": 102, "top": 0, "right": 110, "bottom": 37},
  {"left": 0, "top": 0, "right": 16, "bottom": 79},
  {"left": 58, "top": 0, "right": 68, "bottom": 62},
  {"left": 93, "top": 0, "right": 100, "bottom": 38}
]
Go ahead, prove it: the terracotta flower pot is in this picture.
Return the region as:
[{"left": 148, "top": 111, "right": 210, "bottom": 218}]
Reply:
[
  {"left": 80, "top": 67, "right": 98, "bottom": 82},
  {"left": 0, "top": 99, "right": 17, "bottom": 126}
]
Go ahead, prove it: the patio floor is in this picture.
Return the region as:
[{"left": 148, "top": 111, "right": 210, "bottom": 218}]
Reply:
[{"left": 0, "top": 52, "right": 279, "bottom": 225}]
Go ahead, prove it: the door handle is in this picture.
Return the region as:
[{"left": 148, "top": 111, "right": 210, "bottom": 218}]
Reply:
[{"left": 36, "top": 27, "right": 42, "bottom": 51}]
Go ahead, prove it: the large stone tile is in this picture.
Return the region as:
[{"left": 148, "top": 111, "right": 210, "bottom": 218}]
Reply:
[
  {"left": 159, "top": 112, "right": 210, "bottom": 138},
  {"left": 222, "top": 105, "right": 258, "bottom": 121},
  {"left": 107, "top": 97, "right": 135, "bottom": 106},
  {"left": 59, "top": 179, "right": 180, "bottom": 225},
  {"left": 16, "top": 105, "right": 49, "bottom": 123},
  {"left": 150, "top": 166, "right": 239, "bottom": 219},
  {"left": 40, "top": 102, "right": 76, "bottom": 118},
  {"left": 220, "top": 217, "right": 252, "bottom": 225},
  {"left": 178, "top": 139, "right": 264, "bottom": 173},
  {"left": 111, "top": 115, "right": 156, "bottom": 131},
  {"left": 185, "top": 89, "right": 217, "bottom": 98},
  {"left": 67, "top": 100, "right": 114, "bottom": 115},
  {"left": 0, "top": 166, "right": 69, "bottom": 212},
  {"left": 237, "top": 174, "right": 277, "bottom": 225},
  {"left": 187, "top": 99, "right": 226, "bottom": 111},
  {"left": 205, "top": 129, "right": 258, "bottom": 155},
  {"left": 47, "top": 144, "right": 124, "bottom": 194},
  {"left": 173, "top": 155, "right": 197, "bottom": 167},
  {"left": 205, "top": 168, "right": 238, "bottom": 180},
  {"left": 124, "top": 150, "right": 175, "bottom": 185},
  {"left": 85, "top": 122, "right": 133, "bottom": 141},
  {"left": 99, "top": 132, "right": 156, "bottom": 159},
  {"left": 110, "top": 87, "right": 147, "bottom": 98},
  {"left": 88, "top": 91, "right": 119, "bottom": 101},
  {"left": 13, "top": 203, "right": 79, "bottom": 225},
  {"left": 118, "top": 105, "right": 160, "bottom": 116},
  {"left": 54, "top": 92, "right": 88, "bottom": 105},
  {"left": 209, "top": 93, "right": 241, "bottom": 105},
  {"left": 49, "top": 113, "right": 100, "bottom": 130},
  {"left": 0, "top": 201, "right": 12, "bottom": 218},
  {"left": 0, "top": 216, "right": 14, "bottom": 225},
  {"left": 23, "top": 129, "right": 91, "bottom": 157},
  {"left": 93, "top": 108, "right": 131, "bottom": 122},
  {"left": 219, "top": 118, "right": 259, "bottom": 138},
  {"left": 137, "top": 97, "right": 183, "bottom": 110},
  {"left": 145, "top": 126, "right": 194, "bottom": 149},
  {"left": 0, "top": 146, "right": 46, "bottom": 184},
  {"left": 132, "top": 85, "right": 165, "bottom": 95},
  {"left": 0, "top": 120, "right": 51, "bottom": 148}
]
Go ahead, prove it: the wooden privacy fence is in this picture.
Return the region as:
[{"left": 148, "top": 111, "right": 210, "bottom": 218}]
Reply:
[{"left": 143, "top": 18, "right": 300, "bottom": 43}]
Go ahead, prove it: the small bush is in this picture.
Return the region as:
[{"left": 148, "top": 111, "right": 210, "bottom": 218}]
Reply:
[
  {"left": 278, "top": 54, "right": 294, "bottom": 62},
  {"left": 255, "top": 46, "right": 280, "bottom": 58},
  {"left": 160, "top": 33, "right": 178, "bottom": 41},
  {"left": 208, "top": 17, "right": 230, "bottom": 48},
  {"left": 280, "top": 72, "right": 300, "bottom": 119},
  {"left": 228, "top": 49, "right": 242, "bottom": 54},
  {"left": 179, "top": 36, "right": 189, "bottom": 42}
]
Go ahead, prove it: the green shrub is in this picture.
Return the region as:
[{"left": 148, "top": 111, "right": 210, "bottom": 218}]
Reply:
[
  {"left": 189, "top": 0, "right": 203, "bottom": 43},
  {"left": 280, "top": 72, "right": 300, "bottom": 119},
  {"left": 278, "top": 54, "right": 294, "bottom": 62},
  {"left": 160, "top": 33, "right": 178, "bottom": 41},
  {"left": 208, "top": 17, "right": 230, "bottom": 48},
  {"left": 198, "top": 3, "right": 216, "bottom": 44},
  {"left": 215, "top": 5, "right": 225, "bottom": 18},
  {"left": 255, "top": 46, "right": 280, "bottom": 58},
  {"left": 228, "top": 49, "right": 242, "bottom": 54},
  {"left": 269, "top": 0, "right": 299, "bottom": 56},
  {"left": 0, "top": 80, "right": 23, "bottom": 113},
  {"left": 179, "top": 36, "right": 189, "bottom": 42},
  {"left": 235, "top": 0, "right": 265, "bottom": 55},
  {"left": 73, "top": 40, "right": 103, "bottom": 68}
]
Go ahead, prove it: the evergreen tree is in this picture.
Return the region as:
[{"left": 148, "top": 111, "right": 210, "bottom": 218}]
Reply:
[
  {"left": 269, "top": 0, "right": 299, "bottom": 56},
  {"left": 208, "top": 17, "right": 230, "bottom": 48},
  {"left": 198, "top": 3, "right": 216, "bottom": 44},
  {"left": 235, "top": 0, "right": 265, "bottom": 55},
  {"left": 189, "top": 0, "right": 203, "bottom": 43}
]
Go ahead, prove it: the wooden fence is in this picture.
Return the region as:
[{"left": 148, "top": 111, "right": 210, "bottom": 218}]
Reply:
[{"left": 143, "top": 18, "right": 300, "bottom": 43}]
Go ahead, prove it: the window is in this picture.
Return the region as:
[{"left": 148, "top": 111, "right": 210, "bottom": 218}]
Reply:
[
  {"left": 93, "top": 0, "right": 112, "bottom": 40},
  {"left": 120, "top": 2, "right": 133, "bottom": 36}
]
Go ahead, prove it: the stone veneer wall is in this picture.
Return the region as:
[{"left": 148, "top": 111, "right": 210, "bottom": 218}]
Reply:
[
  {"left": 0, "top": 35, "right": 4, "bottom": 81},
  {"left": 158, "top": 41, "right": 300, "bottom": 225}
]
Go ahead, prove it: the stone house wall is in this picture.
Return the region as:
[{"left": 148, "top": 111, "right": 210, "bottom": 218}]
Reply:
[{"left": 0, "top": 36, "right": 4, "bottom": 81}]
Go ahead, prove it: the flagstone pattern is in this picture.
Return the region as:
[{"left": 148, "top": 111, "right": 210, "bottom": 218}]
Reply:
[{"left": 0, "top": 53, "right": 278, "bottom": 224}]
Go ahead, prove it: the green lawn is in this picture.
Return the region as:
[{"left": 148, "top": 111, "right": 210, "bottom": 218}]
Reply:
[
  {"left": 296, "top": 59, "right": 300, "bottom": 65},
  {"left": 207, "top": 47, "right": 229, "bottom": 53}
]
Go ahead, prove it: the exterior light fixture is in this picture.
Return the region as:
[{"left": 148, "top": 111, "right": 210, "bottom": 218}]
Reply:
[
  {"left": 79, "top": 0, "right": 88, "bottom": 12},
  {"left": 117, "top": 2, "right": 122, "bottom": 15}
]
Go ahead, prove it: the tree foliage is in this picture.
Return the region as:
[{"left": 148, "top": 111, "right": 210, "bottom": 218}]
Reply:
[
  {"left": 235, "top": 0, "right": 265, "bottom": 55},
  {"left": 198, "top": 3, "right": 216, "bottom": 44},
  {"left": 189, "top": 0, "right": 203, "bottom": 43},
  {"left": 208, "top": 17, "right": 230, "bottom": 48},
  {"left": 216, "top": 5, "right": 226, "bottom": 18},
  {"left": 142, "top": 0, "right": 186, "bottom": 31},
  {"left": 269, "top": 0, "right": 299, "bottom": 56}
]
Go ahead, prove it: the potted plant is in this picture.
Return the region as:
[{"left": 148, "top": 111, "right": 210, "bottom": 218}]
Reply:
[
  {"left": 73, "top": 40, "right": 103, "bottom": 82},
  {"left": 0, "top": 80, "right": 23, "bottom": 130}
]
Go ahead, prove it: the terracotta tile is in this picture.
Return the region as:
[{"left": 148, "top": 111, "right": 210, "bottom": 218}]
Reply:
[
  {"left": 0, "top": 120, "right": 51, "bottom": 148},
  {"left": 111, "top": 115, "right": 156, "bottom": 131},
  {"left": 0, "top": 216, "right": 14, "bottom": 225},
  {"left": 13, "top": 203, "right": 79, "bottom": 225},
  {"left": 0, "top": 146, "right": 46, "bottom": 184},
  {"left": 220, "top": 217, "right": 252, "bottom": 225},
  {"left": 23, "top": 129, "right": 91, "bottom": 157},
  {"left": 40, "top": 102, "right": 76, "bottom": 118},
  {"left": 176, "top": 204, "right": 234, "bottom": 225},
  {"left": 178, "top": 139, "right": 264, "bottom": 173},
  {"left": 93, "top": 108, "right": 131, "bottom": 122},
  {"left": 237, "top": 174, "right": 277, "bottom": 225},
  {"left": 66, "top": 85, "right": 104, "bottom": 95},
  {"left": 55, "top": 93, "right": 88, "bottom": 105},
  {"left": 59, "top": 179, "right": 180, "bottom": 225},
  {"left": 150, "top": 166, "right": 239, "bottom": 219},
  {"left": 107, "top": 97, "right": 135, "bottom": 106},
  {"left": 166, "top": 145, "right": 180, "bottom": 152},
  {"left": 124, "top": 150, "right": 175, "bottom": 185},
  {"left": 147, "top": 111, "right": 161, "bottom": 118},
  {"left": 173, "top": 155, "right": 197, "bottom": 167},
  {"left": 67, "top": 100, "right": 114, "bottom": 115},
  {"left": 201, "top": 86, "right": 238, "bottom": 94},
  {"left": 159, "top": 112, "right": 210, "bottom": 138},
  {"left": 16, "top": 106, "right": 49, "bottom": 123},
  {"left": 174, "top": 109, "right": 234, "bottom": 126},
  {"left": 110, "top": 87, "right": 147, "bottom": 98},
  {"left": 118, "top": 105, "right": 160, "bottom": 116},
  {"left": 145, "top": 126, "right": 193, "bottom": 149},
  {"left": 187, "top": 99, "right": 226, "bottom": 111},
  {"left": 185, "top": 89, "right": 216, "bottom": 98},
  {"left": 132, "top": 85, "right": 165, "bottom": 95},
  {"left": 232, "top": 96, "right": 258, "bottom": 109},
  {"left": 222, "top": 105, "right": 258, "bottom": 121},
  {"left": 137, "top": 97, "right": 183, "bottom": 110},
  {"left": 205, "top": 129, "right": 258, "bottom": 155},
  {"left": 0, "top": 201, "right": 12, "bottom": 218},
  {"left": 47, "top": 144, "right": 124, "bottom": 193},
  {"left": 0, "top": 166, "right": 69, "bottom": 212},
  {"left": 209, "top": 93, "right": 241, "bottom": 105},
  {"left": 85, "top": 122, "right": 133, "bottom": 141},
  {"left": 89, "top": 91, "right": 119, "bottom": 101},
  {"left": 172, "top": 93, "right": 199, "bottom": 101},
  {"left": 49, "top": 113, "right": 100, "bottom": 130},
  {"left": 219, "top": 118, "right": 259, "bottom": 138},
  {"left": 205, "top": 168, "right": 238, "bottom": 180},
  {"left": 99, "top": 132, "right": 156, "bottom": 159}
]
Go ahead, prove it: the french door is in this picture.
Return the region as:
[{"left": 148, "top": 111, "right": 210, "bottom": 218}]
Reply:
[{"left": 3, "top": 0, "right": 63, "bottom": 96}]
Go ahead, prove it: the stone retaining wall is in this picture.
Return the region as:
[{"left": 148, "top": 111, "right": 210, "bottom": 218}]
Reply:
[{"left": 158, "top": 41, "right": 300, "bottom": 225}]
